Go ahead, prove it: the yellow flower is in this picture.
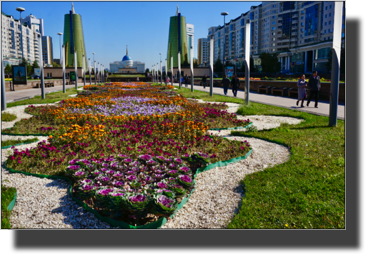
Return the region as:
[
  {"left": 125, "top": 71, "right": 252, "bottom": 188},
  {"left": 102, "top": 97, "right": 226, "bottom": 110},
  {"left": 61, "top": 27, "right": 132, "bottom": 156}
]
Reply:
[{"left": 285, "top": 224, "right": 288, "bottom": 227}]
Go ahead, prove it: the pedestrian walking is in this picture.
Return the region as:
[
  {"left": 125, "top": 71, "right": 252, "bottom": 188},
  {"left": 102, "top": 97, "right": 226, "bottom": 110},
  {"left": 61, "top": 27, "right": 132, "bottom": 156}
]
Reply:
[
  {"left": 184, "top": 74, "right": 189, "bottom": 88},
  {"left": 306, "top": 71, "right": 321, "bottom": 108},
  {"left": 167, "top": 76, "right": 170, "bottom": 83},
  {"left": 202, "top": 74, "right": 207, "bottom": 88},
  {"left": 296, "top": 74, "right": 307, "bottom": 107},
  {"left": 180, "top": 75, "right": 184, "bottom": 85},
  {"left": 222, "top": 75, "right": 231, "bottom": 95},
  {"left": 231, "top": 74, "right": 240, "bottom": 97}
]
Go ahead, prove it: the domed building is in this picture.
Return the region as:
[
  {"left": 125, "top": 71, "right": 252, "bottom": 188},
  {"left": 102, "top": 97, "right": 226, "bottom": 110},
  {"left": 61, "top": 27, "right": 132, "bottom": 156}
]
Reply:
[{"left": 110, "top": 45, "right": 145, "bottom": 73}]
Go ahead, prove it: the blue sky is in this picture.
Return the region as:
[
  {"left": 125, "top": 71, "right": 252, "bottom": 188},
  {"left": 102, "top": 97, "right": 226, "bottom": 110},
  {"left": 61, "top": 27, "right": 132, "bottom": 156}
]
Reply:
[{"left": 2, "top": 1, "right": 261, "bottom": 70}]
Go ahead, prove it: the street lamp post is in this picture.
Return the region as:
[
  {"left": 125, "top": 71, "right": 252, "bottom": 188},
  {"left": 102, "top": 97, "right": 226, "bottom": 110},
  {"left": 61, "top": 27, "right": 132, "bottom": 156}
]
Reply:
[
  {"left": 62, "top": 45, "right": 66, "bottom": 93},
  {"left": 16, "top": 7, "right": 25, "bottom": 62},
  {"left": 88, "top": 58, "right": 92, "bottom": 85},
  {"left": 83, "top": 54, "right": 86, "bottom": 86},
  {"left": 1, "top": 50, "right": 7, "bottom": 111},
  {"left": 221, "top": 12, "right": 229, "bottom": 76},
  {"left": 165, "top": 58, "right": 167, "bottom": 86},
  {"left": 159, "top": 53, "right": 162, "bottom": 84},
  {"left": 92, "top": 52, "right": 96, "bottom": 84},
  {"left": 157, "top": 63, "right": 159, "bottom": 83},
  {"left": 190, "top": 38, "right": 194, "bottom": 92},
  {"left": 38, "top": 34, "right": 45, "bottom": 99},
  {"left": 74, "top": 50, "right": 77, "bottom": 90},
  {"left": 57, "top": 33, "right": 63, "bottom": 65},
  {"left": 171, "top": 56, "right": 173, "bottom": 86},
  {"left": 209, "top": 36, "right": 214, "bottom": 96}
]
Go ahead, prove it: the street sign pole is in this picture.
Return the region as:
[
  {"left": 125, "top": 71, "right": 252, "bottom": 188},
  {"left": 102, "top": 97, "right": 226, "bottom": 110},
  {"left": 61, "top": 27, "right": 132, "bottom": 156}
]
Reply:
[{"left": 210, "top": 36, "right": 214, "bottom": 96}]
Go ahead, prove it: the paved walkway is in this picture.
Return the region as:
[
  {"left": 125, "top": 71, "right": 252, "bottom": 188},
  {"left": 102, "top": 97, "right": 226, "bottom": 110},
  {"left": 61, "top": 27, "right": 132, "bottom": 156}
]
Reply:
[
  {"left": 4, "top": 84, "right": 80, "bottom": 103},
  {"left": 174, "top": 83, "right": 345, "bottom": 120}
]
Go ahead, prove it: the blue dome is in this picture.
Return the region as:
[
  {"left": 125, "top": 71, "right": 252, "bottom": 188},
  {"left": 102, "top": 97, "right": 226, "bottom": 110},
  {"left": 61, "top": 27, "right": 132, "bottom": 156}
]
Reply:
[{"left": 122, "top": 55, "right": 131, "bottom": 61}]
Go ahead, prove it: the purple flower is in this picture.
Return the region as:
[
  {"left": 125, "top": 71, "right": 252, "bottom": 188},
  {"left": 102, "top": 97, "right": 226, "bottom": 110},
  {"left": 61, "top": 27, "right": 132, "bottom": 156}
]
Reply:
[
  {"left": 179, "top": 166, "right": 190, "bottom": 173},
  {"left": 114, "top": 171, "right": 123, "bottom": 177},
  {"left": 82, "top": 185, "right": 93, "bottom": 191},
  {"left": 138, "top": 154, "right": 152, "bottom": 162},
  {"left": 106, "top": 170, "right": 115, "bottom": 175},
  {"left": 69, "top": 159, "right": 79, "bottom": 165},
  {"left": 74, "top": 171, "right": 85, "bottom": 177},
  {"left": 101, "top": 168, "right": 107, "bottom": 172},
  {"left": 102, "top": 163, "right": 109, "bottom": 167},
  {"left": 123, "top": 158, "right": 133, "bottom": 163},
  {"left": 100, "top": 176, "right": 111, "bottom": 183},
  {"left": 94, "top": 170, "right": 102, "bottom": 176},
  {"left": 126, "top": 175, "right": 137, "bottom": 181},
  {"left": 67, "top": 165, "right": 80, "bottom": 171},
  {"left": 98, "top": 188, "right": 113, "bottom": 196},
  {"left": 129, "top": 194, "right": 146, "bottom": 203},
  {"left": 178, "top": 175, "right": 192, "bottom": 183},
  {"left": 174, "top": 158, "right": 183, "bottom": 164},
  {"left": 157, "top": 182, "right": 167, "bottom": 189},
  {"left": 113, "top": 181, "right": 124, "bottom": 187},
  {"left": 110, "top": 192, "right": 124, "bottom": 197},
  {"left": 157, "top": 195, "right": 174, "bottom": 208}
]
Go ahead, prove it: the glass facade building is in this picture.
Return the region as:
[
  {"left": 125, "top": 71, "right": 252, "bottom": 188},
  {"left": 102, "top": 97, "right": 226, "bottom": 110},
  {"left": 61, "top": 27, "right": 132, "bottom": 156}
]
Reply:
[{"left": 305, "top": 4, "right": 319, "bottom": 36}]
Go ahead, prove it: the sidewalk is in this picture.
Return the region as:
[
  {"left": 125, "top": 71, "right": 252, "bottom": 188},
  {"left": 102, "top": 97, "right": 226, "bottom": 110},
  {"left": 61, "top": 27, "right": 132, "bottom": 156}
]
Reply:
[
  {"left": 174, "top": 83, "right": 345, "bottom": 120},
  {"left": 4, "top": 84, "right": 79, "bottom": 103}
]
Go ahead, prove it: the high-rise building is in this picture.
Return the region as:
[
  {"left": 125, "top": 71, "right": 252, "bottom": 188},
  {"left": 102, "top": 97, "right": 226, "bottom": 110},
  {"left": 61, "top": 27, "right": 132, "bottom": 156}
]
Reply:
[
  {"left": 42, "top": 36, "right": 53, "bottom": 65},
  {"left": 186, "top": 23, "right": 194, "bottom": 64},
  {"left": 167, "top": 5, "right": 188, "bottom": 68},
  {"left": 21, "top": 14, "right": 44, "bottom": 36},
  {"left": 63, "top": 2, "right": 87, "bottom": 68},
  {"left": 206, "top": 1, "right": 345, "bottom": 74},
  {"left": 197, "top": 38, "right": 209, "bottom": 66},
  {"left": 1, "top": 11, "right": 41, "bottom": 65}
]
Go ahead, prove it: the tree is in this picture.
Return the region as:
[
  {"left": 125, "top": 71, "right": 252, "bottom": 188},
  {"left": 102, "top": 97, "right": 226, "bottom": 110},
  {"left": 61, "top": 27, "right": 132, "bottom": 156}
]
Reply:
[
  {"left": 5, "top": 64, "right": 12, "bottom": 77},
  {"left": 259, "top": 52, "right": 281, "bottom": 73},
  {"left": 182, "top": 60, "right": 190, "bottom": 67},
  {"left": 32, "top": 60, "right": 39, "bottom": 69},
  {"left": 27, "top": 63, "right": 33, "bottom": 76},
  {"left": 20, "top": 57, "right": 28, "bottom": 66},
  {"left": 145, "top": 68, "right": 150, "bottom": 73},
  {"left": 193, "top": 59, "right": 199, "bottom": 68},
  {"left": 52, "top": 62, "right": 61, "bottom": 67},
  {"left": 214, "top": 58, "right": 223, "bottom": 74}
]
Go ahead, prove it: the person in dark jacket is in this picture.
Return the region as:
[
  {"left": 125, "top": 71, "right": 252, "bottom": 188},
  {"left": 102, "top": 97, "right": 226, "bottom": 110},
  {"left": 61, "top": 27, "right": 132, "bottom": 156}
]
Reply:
[
  {"left": 201, "top": 74, "right": 207, "bottom": 88},
  {"left": 222, "top": 75, "right": 231, "bottom": 95},
  {"left": 184, "top": 75, "right": 189, "bottom": 88},
  {"left": 306, "top": 71, "right": 321, "bottom": 108},
  {"left": 231, "top": 75, "right": 240, "bottom": 97}
]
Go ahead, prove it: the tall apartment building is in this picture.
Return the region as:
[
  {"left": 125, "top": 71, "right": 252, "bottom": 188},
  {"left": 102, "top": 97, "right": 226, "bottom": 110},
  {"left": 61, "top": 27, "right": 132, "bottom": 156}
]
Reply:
[
  {"left": 186, "top": 23, "right": 194, "bottom": 64},
  {"left": 1, "top": 11, "right": 42, "bottom": 66},
  {"left": 42, "top": 36, "right": 53, "bottom": 65},
  {"left": 206, "top": 1, "right": 345, "bottom": 74},
  {"left": 197, "top": 38, "right": 209, "bottom": 66}
]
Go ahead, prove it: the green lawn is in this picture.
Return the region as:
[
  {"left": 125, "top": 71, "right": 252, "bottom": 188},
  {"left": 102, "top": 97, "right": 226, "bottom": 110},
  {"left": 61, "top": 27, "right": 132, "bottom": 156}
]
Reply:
[
  {"left": 1, "top": 183, "right": 17, "bottom": 229},
  {"left": 175, "top": 87, "right": 345, "bottom": 229},
  {"left": 108, "top": 74, "right": 145, "bottom": 78},
  {"left": 6, "top": 87, "right": 81, "bottom": 108},
  {"left": 1, "top": 138, "right": 39, "bottom": 148},
  {"left": 1, "top": 112, "right": 17, "bottom": 122}
]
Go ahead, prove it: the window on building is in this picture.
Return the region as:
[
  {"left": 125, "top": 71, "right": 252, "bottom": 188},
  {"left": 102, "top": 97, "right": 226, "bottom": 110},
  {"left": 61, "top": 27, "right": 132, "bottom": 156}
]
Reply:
[
  {"left": 272, "top": 27, "right": 276, "bottom": 30},
  {"left": 272, "top": 21, "right": 276, "bottom": 24},
  {"left": 329, "top": 13, "right": 331, "bottom": 17},
  {"left": 329, "top": 21, "right": 331, "bottom": 25},
  {"left": 330, "top": 4, "right": 332, "bottom": 8},
  {"left": 325, "top": 14, "right": 327, "bottom": 18}
]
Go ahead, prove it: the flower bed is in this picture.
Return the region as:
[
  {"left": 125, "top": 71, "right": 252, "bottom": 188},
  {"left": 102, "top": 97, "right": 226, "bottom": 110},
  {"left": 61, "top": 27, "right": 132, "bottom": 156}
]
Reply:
[{"left": 3, "top": 82, "right": 252, "bottom": 226}]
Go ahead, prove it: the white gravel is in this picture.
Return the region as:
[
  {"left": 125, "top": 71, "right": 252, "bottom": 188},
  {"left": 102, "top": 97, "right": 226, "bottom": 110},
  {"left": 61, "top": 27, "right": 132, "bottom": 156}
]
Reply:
[{"left": 2, "top": 101, "right": 304, "bottom": 229}]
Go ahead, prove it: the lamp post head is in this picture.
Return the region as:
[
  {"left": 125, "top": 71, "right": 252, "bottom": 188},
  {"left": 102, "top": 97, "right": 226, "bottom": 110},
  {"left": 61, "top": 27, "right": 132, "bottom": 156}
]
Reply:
[
  {"left": 16, "top": 7, "right": 25, "bottom": 12},
  {"left": 57, "top": 32, "right": 63, "bottom": 35},
  {"left": 221, "top": 11, "right": 228, "bottom": 16}
]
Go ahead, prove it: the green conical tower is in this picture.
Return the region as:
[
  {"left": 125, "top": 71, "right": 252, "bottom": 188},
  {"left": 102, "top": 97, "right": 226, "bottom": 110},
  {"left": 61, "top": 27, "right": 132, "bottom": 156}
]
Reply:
[
  {"left": 63, "top": 2, "right": 87, "bottom": 68},
  {"left": 167, "top": 5, "right": 188, "bottom": 68}
]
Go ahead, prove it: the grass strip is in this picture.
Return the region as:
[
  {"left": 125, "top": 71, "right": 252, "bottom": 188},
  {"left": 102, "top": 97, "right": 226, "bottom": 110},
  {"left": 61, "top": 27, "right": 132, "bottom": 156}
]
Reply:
[
  {"left": 1, "top": 184, "right": 17, "bottom": 229},
  {"left": 1, "top": 137, "right": 40, "bottom": 149},
  {"left": 1, "top": 112, "right": 17, "bottom": 121},
  {"left": 175, "top": 87, "right": 345, "bottom": 229},
  {"left": 6, "top": 87, "right": 81, "bottom": 108}
]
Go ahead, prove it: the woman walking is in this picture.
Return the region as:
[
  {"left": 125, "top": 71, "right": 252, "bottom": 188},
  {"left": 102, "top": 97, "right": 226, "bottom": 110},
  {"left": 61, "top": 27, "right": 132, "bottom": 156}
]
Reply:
[{"left": 296, "top": 74, "right": 307, "bottom": 107}]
